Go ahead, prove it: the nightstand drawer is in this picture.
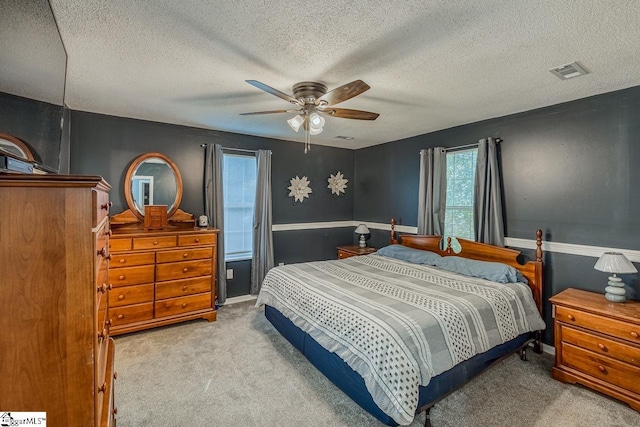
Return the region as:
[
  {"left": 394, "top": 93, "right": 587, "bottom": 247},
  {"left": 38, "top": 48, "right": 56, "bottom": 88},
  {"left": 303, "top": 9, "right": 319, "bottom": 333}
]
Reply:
[
  {"left": 556, "top": 306, "right": 640, "bottom": 345},
  {"left": 561, "top": 342, "right": 640, "bottom": 395},
  {"left": 561, "top": 325, "right": 640, "bottom": 367}
]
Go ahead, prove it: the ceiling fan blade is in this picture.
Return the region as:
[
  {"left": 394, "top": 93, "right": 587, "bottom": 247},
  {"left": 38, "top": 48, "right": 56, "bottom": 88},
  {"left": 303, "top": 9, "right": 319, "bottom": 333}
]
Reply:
[
  {"left": 315, "top": 80, "right": 370, "bottom": 106},
  {"left": 245, "top": 80, "right": 300, "bottom": 105},
  {"left": 321, "top": 108, "right": 379, "bottom": 120},
  {"left": 239, "top": 109, "right": 300, "bottom": 116}
]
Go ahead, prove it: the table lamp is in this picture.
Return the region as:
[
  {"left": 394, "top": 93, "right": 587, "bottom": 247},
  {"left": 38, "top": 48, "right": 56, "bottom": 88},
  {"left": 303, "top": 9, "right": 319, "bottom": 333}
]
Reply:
[
  {"left": 594, "top": 252, "right": 637, "bottom": 302},
  {"left": 354, "top": 224, "right": 370, "bottom": 248}
]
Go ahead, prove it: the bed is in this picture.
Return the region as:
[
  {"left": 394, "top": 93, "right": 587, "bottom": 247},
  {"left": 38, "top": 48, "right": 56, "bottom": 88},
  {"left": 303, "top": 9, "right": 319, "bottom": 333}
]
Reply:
[{"left": 256, "top": 220, "right": 546, "bottom": 426}]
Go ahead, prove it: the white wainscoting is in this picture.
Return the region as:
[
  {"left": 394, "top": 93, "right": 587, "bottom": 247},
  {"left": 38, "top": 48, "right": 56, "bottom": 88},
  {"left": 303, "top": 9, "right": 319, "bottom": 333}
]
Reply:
[{"left": 271, "top": 221, "right": 640, "bottom": 261}]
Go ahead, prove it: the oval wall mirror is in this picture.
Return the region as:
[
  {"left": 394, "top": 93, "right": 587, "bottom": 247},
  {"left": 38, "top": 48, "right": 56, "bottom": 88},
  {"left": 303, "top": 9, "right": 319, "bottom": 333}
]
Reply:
[
  {"left": 0, "top": 133, "right": 35, "bottom": 161},
  {"left": 124, "top": 152, "right": 183, "bottom": 220}
]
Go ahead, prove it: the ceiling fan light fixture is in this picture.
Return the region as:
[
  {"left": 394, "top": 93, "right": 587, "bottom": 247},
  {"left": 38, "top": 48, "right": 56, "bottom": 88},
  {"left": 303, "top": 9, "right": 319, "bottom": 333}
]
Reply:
[
  {"left": 309, "top": 112, "right": 325, "bottom": 129},
  {"left": 287, "top": 114, "right": 304, "bottom": 132},
  {"left": 309, "top": 126, "right": 323, "bottom": 135}
]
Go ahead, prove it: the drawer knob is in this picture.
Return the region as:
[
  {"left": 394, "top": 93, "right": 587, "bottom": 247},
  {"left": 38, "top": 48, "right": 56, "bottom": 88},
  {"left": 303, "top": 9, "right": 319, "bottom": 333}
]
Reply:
[
  {"left": 117, "top": 314, "right": 124, "bottom": 319},
  {"left": 153, "top": 240, "right": 159, "bottom": 245},
  {"left": 113, "top": 407, "right": 118, "bottom": 416},
  {"left": 97, "top": 247, "right": 107, "bottom": 257},
  {"left": 119, "top": 258, "right": 126, "bottom": 263},
  {"left": 119, "top": 275, "right": 125, "bottom": 280},
  {"left": 182, "top": 285, "right": 188, "bottom": 291},
  {"left": 107, "top": 319, "right": 113, "bottom": 326},
  {"left": 98, "top": 328, "right": 107, "bottom": 340},
  {"left": 108, "top": 284, "right": 113, "bottom": 291},
  {"left": 183, "top": 267, "right": 188, "bottom": 273},
  {"left": 597, "top": 365, "right": 607, "bottom": 373},
  {"left": 118, "top": 294, "right": 125, "bottom": 300},
  {"left": 195, "top": 238, "right": 200, "bottom": 243},
  {"left": 567, "top": 314, "right": 575, "bottom": 321},
  {"left": 182, "top": 303, "right": 187, "bottom": 308},
  {"left": 105, "top": 254, "right": 112, "bottom": 261},
  {"left": 631, "top": 331, "right": 639, "bottom": 339},
  {"left": 597, "top": 343, "right": 607, "bottom": 351},
  {"left": 98, "top": 382, "right": 106, "bottom": 393},
  {"left": 98, "top": 284, "right": 107, "bottom": 293},
  {"left": 114, "top": 372, "right": 118, "bottom": 380},
  {"left": 101, "top": 201, "right": 113, "bottom": 211},
  {"left": 183, "top": 253, "right": 189, "bottom": 258}
]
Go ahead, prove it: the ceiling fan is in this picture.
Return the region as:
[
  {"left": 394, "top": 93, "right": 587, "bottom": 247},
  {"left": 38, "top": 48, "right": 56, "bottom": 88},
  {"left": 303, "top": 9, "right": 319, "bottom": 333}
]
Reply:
[{"left": 240, "top": 80, "right": 379, "bottom": 152}]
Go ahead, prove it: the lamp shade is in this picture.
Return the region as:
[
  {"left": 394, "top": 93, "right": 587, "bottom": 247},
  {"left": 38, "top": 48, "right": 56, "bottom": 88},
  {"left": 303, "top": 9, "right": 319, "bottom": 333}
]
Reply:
[
  {"left": 287, "top": 114, "right": 304, "bottom": 132},
  {"left": 354, "top": 224, "right": 369, "bottom": 234},
  {"left": 594, "top": 252, "right": 637, "bottom": 274}
]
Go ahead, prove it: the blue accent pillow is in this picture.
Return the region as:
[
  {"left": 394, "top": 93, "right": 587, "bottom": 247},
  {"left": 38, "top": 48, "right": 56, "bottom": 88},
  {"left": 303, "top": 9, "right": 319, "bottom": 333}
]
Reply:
[
  {"left": 432, "top": 256, "right": 528, "bottom": 284},
  {"left": 376, "top": 244, "right": 441, "bottom": 265}
]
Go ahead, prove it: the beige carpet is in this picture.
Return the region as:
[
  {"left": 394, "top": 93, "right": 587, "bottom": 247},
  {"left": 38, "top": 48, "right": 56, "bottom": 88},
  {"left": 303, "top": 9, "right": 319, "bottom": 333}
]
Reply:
[{"left": 114, "top": 301, "right": 639, "bottom": 427}]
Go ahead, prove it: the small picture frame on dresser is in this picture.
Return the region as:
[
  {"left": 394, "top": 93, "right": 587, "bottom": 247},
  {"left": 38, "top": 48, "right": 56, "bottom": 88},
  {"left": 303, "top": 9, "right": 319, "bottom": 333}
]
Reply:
[{"left": 144, "top": 205, "right": 168, "bottom": 230}]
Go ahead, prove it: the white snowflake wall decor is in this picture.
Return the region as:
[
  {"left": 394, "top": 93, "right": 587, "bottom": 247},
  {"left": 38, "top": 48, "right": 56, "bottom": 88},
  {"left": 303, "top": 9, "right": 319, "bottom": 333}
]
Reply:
[
  {"left": 327, "top": 171, "right": 348, "bottom": 196},
  {"left": 288, "top": 175, "right": 312, "bottom": 203}
]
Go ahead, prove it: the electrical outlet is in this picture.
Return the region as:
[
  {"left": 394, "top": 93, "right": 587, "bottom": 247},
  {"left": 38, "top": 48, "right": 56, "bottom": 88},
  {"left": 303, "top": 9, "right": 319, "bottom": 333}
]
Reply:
[
  {"left": 278, "top": 262, "right": 285, "bottom": 266},
  {"left": 226, "top": 269, "right": 234, "bottom": 280}
]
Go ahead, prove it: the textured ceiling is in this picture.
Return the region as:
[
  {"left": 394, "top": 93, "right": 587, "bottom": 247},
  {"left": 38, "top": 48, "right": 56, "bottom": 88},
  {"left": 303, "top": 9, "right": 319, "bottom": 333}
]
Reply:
[{"left": 42, "top": 0, "right": 640, "bottom": 148}]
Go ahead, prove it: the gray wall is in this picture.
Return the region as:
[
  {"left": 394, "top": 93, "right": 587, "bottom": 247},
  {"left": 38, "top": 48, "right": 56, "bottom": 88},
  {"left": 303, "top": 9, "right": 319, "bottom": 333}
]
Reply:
[
  {"left": 355, "top": 85, "right": 640, "bottom": 343},
  {"left": 0, "top": 91, "right": 63, "bottom": 170},
  {"left": 69, "top": 110, "right": 354, "bottom": 296}
]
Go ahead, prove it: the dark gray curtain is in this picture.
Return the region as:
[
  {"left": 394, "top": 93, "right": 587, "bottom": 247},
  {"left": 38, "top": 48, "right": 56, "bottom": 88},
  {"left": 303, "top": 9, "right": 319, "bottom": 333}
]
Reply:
[
  {"left": 474, "top": 137, "right": 505, "bottom": 246},
  {"left": 417, "top": 147, "right": 446, "bottom": 235},
  {"left": 204, "top": 143, "right": 227, "bottom": 305},
  {"left": 250, "top": 150, "right": 274, "bottom": 295}
]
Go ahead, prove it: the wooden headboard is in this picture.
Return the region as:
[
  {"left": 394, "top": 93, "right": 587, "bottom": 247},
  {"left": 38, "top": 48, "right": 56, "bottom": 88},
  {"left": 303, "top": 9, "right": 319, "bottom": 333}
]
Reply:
[{"left": 389, "top": 219, "right": 544, "bottom": 316}]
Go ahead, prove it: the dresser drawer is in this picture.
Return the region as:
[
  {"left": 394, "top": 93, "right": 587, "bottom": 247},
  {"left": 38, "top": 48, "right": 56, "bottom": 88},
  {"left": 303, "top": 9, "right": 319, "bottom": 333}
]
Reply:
[
  {"left": 156, "top": 247, "right": 213, "bottom": 263},
  {"left": 561, "top": 325, "right": 640, "bottom": 367},
  {"left": 155, "top": 293, "right": 212, "bottom": 318},
  {"left": 110, "top": 302, "right": 154, "bottom": 326},
  {"left": 133, "top": 235, "right": 177, "bottom": 250},
  {"left": 110, "top": 283, "right": 154, "bottom": 307},
  {"left": 178, "top": 233, "right": 216, "bottom": 247},
  {"left": 156, "top": 276, "right": 212, "bottom": 300},
  {"left": 109, "top": 237, "right": 132, "bottom": 252},
  {"left": 155, "top": 259, "right": 212, "bottom": 282},
  {"left": 108, "top": 264, "right": 154, "bottom": 287},
  {"left": 93, "top": 189, "right": 111, "bottom": 228},
  {"left": 556, "top": 306, "right": 640, "bottom": 345},
  {"left": 111, "top": 252, "right": 155, "bottom": 268},
  {"left": 561, "top": 342, "right": 640, "bottom": 395}
]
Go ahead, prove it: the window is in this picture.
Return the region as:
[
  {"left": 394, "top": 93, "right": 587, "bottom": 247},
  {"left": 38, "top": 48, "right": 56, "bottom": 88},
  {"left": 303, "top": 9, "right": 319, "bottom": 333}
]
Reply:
[
  {"left": 444, "top": 148, "right": 477, "bottom": 240},
  {"left": 223, "top": 153, "right": 256, "bottom": 260}
]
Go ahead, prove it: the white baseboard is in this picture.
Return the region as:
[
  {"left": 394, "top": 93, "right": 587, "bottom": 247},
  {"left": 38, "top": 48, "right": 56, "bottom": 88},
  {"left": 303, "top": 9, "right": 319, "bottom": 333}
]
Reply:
[{"left": 224, "top": 294, "right": 257, "bottom": 305}]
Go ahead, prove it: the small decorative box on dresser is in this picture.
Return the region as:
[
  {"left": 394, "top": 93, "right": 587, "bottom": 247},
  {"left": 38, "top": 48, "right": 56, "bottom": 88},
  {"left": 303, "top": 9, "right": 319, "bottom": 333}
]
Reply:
[
  {"left": 550, "top": 288, "right": 640, "bottom": 411},
  {"left": 108, "top": 228, "right": 218, "bottom": 335},
  {"left": 0, "top": 174, "right": 116, "bottom": 426},
  {"left": 337, "top": 245, "right": 377, "bottom": 259}
]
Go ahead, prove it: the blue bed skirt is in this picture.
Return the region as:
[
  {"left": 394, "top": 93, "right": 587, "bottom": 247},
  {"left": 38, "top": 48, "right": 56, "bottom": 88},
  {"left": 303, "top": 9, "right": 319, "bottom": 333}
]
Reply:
[{"left": 265, "top": 304, "right": 532, "bottom": 426}]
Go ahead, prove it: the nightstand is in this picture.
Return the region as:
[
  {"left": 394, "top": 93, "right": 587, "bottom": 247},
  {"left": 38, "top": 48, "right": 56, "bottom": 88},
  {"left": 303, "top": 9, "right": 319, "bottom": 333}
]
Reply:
[
  {"left": 550, "top": 288, "right": 640, "bottom": 411},
  {"left": 337, "top": 245, "right": 376, "bottom": 259}
]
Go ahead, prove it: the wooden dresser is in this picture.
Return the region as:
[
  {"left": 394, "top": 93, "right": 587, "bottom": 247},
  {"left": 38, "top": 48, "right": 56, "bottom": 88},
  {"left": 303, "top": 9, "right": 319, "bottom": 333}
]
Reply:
[
  {"left": 550, "top": 288, "right": 640, "bottom": 411},
  {"left": 0, "top": 174, "right": 116, "bottom": 426},
  {"left": 108, "top": 228, "right": 218, "bottom": 335},
  {"left": 337, "top": 245, "right": 377, "bottom": 259}
]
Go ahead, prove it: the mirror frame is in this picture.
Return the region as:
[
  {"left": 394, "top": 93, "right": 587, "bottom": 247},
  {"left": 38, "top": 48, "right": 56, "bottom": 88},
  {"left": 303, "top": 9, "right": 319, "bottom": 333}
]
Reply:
[
  {"left": 124, "top": 152, "right": 183, "bottom": 221},
  {"left": 0, "top": 133, "right": 36, "bottom": 161}
]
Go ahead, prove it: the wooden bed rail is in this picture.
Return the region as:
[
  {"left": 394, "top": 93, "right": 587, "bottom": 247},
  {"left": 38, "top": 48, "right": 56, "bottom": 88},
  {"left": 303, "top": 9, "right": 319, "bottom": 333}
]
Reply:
[{"left": 388, "top": 218, "right": 544, "bottom": 316}]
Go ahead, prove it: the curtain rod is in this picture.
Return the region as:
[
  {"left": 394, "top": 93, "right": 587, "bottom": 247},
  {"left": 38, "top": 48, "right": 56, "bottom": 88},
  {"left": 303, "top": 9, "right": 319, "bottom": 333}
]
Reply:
[
  {"left": 200, "top": 144, "right": 258, "bottom": 154},
  {"left": 421, "top": 138, "right": 503, "bottom": 154}
]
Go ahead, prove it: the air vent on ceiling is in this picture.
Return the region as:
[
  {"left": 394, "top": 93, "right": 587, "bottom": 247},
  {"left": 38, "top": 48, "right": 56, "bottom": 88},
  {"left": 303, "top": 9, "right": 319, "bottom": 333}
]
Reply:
[
  {"left": 335, "top": 136, "right": 354, "bottom": 140},
  {"left": 549, "top": 62, "right": 588, "bottom": 80}
]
